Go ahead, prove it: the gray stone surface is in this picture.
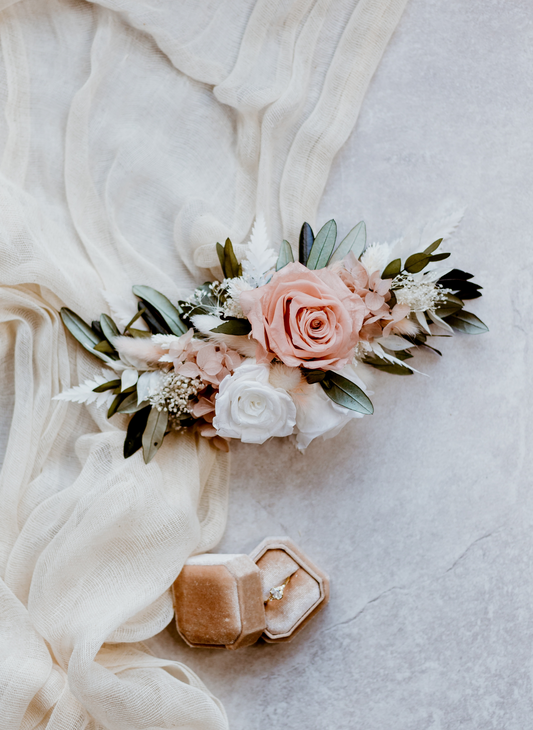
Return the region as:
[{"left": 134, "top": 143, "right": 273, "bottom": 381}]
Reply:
[{"left": 147, "top": 1, "right": 533, "bottom": 727}]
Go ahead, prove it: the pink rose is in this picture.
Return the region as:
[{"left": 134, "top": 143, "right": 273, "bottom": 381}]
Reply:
[{"left": 240, "top": 262, "right": 365, "bottom": 369}]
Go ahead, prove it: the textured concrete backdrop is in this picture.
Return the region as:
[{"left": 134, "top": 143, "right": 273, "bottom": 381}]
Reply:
[{"left": 148, "top": 1, "right": 533, "bottom": 727}]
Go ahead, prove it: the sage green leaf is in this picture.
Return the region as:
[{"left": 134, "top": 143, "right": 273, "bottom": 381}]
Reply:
[
  {"left": 381, "top": 258, "right": 402, "bottom": 280},
  {"left": 124, "top": 406, "right": 151, "bottom": 459},
  {"left": 423, "top": 238, "right": 443, "bottom": 255},
  {"left": 116, "top": 392, "right": 149, "bottom": 414},
  {"left": 306, "top": 219, "right": 337, "bottom": 270},
  {"left": 100, "top": 313, "right": 120, "bottom": 345},
  {"left": 92, "top": 379, "right": 121, "bottom": 393},
  {"left": 328, "top": 221, "right": 366, "bottom": 264},
  {"left": 211, "top": 318, "right": 252, "bottom": 335},
  {"left": 320, "top": 371, "right": 374, "bottom": 414},
  {"left": 299, "top": 222, "right": 314, "bottom": 265},
  {"left": 276, "top": 239, "right": 295, "bottom": 271},
  {"left": 445, "top": 310, "right": 489, "bottom": 334},
  {"left": 132, "top": 285, "right": 187, "bottom": 336},
  {"left": 142, "top": 407, "right": 169, "bottom": 464},
  {"left": 60, "top": 308, "right": 112, "bottom": 362}
]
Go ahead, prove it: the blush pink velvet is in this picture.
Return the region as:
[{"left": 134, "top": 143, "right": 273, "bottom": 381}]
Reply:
[{"left": 240, "top": 262, "right": 365, "bottom": 369}]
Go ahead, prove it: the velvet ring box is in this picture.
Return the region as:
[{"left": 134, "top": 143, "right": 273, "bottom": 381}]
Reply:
[{"left": 172, "top": 537, "right": 329, "bottom": 649}]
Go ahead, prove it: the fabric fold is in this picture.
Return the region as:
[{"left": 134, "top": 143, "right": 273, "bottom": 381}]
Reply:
[{"left": 0, "top": 0, "right": 407, "bottom": 727}]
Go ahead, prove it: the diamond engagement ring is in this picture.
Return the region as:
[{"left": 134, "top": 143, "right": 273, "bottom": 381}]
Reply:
[{"left": 267, "top": 575, "right": 292, "bottom": 602}]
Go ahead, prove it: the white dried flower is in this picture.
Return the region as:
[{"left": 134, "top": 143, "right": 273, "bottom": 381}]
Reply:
[
  {"left": 360, "top": 243, "right": 392, "bottom": 275},
  {"left": 393, "top": 273, "right": 450, "bottom": 312}
]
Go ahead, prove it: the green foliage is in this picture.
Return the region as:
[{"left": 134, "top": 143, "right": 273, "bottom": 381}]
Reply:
[
  {"left": 328, "top": 221, "right": 366, "bottom": 264},
  {"left": 298, "top": 222, "right": 314, "bottom": 265},
  {"left": 100, "top": 313, "right": 120, "bottom": 345},
  {"left": 216, "top": 238, "right": 242, "bottom": 279},
  {"left": 116, "top": 392, "right": 149, "bottom": 414},
  {"left": 92, "top": 379, "right": 121, "bottom": 393},
  {"left": 211, "top": 318, "right": 252, "bottom": 335},
  {"left": 404, "top": 251, "right": 450, "bottom": 274},
  {"left": 381, "top": 258, "right": 402, "bottom": 279},
  {"left": 124, "top": 406, "right": 151, "bottom": 459},
  {"left": 275, "top": 240, "right": 294, "bottom": 271},
  {"left": 363, "top": 354, "right": 413, "bottom": 375},
  {"left": 306, "top": 220, "right": 337, "bottom": 270},
  {"left": 445, "top": 310, "right": 488, "bottom": 334},
  {"left": 320, "top": 371, "right": 374, "bottom": 414},
  {"left": 438, "top": 269, "right": 483, "bottom": 300},
  {"left": 423, "top": 238, "right": 443, "bottom": 255},
  {"left": 142, "top": 407, "right": 169, "bottom": 464},
  {"left": 60, "top": 308, "right": 117, "bottom": 363},
  {"left": 132, "top": 285, "right": 187, "bottom": 336}
]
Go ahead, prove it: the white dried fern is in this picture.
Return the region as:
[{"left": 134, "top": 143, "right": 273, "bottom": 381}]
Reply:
[
  {"left": 241, "top": 214, "right": 278, "bottom": 287},
  {"left": 53, "top": 369, "right": 117, "bottom": 409}
]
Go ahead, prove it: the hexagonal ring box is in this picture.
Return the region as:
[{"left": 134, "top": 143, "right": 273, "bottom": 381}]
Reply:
[{"left": 173, "top": 537, "right": 330, "bottom": 649}]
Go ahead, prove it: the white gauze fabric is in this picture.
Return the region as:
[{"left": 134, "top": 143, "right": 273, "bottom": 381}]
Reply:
[{"left": 0, "top": 0, "right": 407, "bottom": 728}]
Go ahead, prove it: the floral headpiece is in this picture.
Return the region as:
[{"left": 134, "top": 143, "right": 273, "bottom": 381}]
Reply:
[{"left": 56, "top": 215, "right": 487, "bottom": 462}]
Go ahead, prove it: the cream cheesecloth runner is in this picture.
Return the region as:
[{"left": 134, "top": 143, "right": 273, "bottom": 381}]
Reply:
[{"left": 0, "top": 1, "right": 407, "bottom": 727}]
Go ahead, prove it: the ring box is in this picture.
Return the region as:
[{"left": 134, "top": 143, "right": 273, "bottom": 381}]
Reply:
[
  {"left": 172, "top": 537, "right": 329, "bottom": 649},
  {"left": 249, "top": 536, "right": 330, "bottom": 643}
]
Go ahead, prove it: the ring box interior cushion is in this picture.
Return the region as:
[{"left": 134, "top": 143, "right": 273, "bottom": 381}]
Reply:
[{"left": 172, "top": 537, "right": 329, "bottom": 648}]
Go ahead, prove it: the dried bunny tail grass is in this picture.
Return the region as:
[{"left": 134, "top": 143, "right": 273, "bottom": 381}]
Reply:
[
  {"left": 212, "top": 333, "right": 259, "bottom": 357},
  {"left": 191, "top": 315, "right": 259, "bottom": 357},
  {"left": 114, "top": 335, "right": 164, "bottom": 364},
  {"left": 390, "top": 317, "right": 420, "bottom": 336},
  {"left": 268, "top": 362, "right": 304, "bottom": 392}
]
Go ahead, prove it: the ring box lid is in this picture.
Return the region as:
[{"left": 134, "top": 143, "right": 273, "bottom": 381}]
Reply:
[{"left": 249, "top": 536, "right": 330, "bottom": 643}]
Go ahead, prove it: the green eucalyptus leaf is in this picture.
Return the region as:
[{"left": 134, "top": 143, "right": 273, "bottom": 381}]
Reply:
[
  {"left": 328, "top": 221, "right": 366, "bottom": 264},
  {"left": 306, "top": 219, "right": 337, "bottom": 270},
  {"left": 381, "top": 258, "right": 402, "bottom": 280},
  {"left": 142, "top": 407, "right": 169, "bottom": 464},
  {"left": 124, "top": 406, "right": 151, "bottom": 459},
  {"left": 92, "top": 379, "right": 121, "bottom": 393},
  {"left": 299, "top": 222, "right": 314, "bottom": 265},
  {"left": 445, "top": 310, "right": 489, "bottom": 334},
  {"left": 132, "top": 285, "right": 187, "bottom": 336},
  {"left": 211, "top": 318, "right": 252, "bottom": 335},
  {"left": 423, "top": 238, "right": 443, "bottom": 255},
  {"left": 276, "top": 239, "right": 295, "bottom": 271},
  {"left": 320, "top": 371, "right": 374, "bottom": 415}
]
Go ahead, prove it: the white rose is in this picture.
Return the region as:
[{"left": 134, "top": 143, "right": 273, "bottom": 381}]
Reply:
[
  {"left": 213, "top": 362, "right": 296, "bottom": 444},
  {"left": 293, "top": 364, "right": 370, "bottom": 450}
]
